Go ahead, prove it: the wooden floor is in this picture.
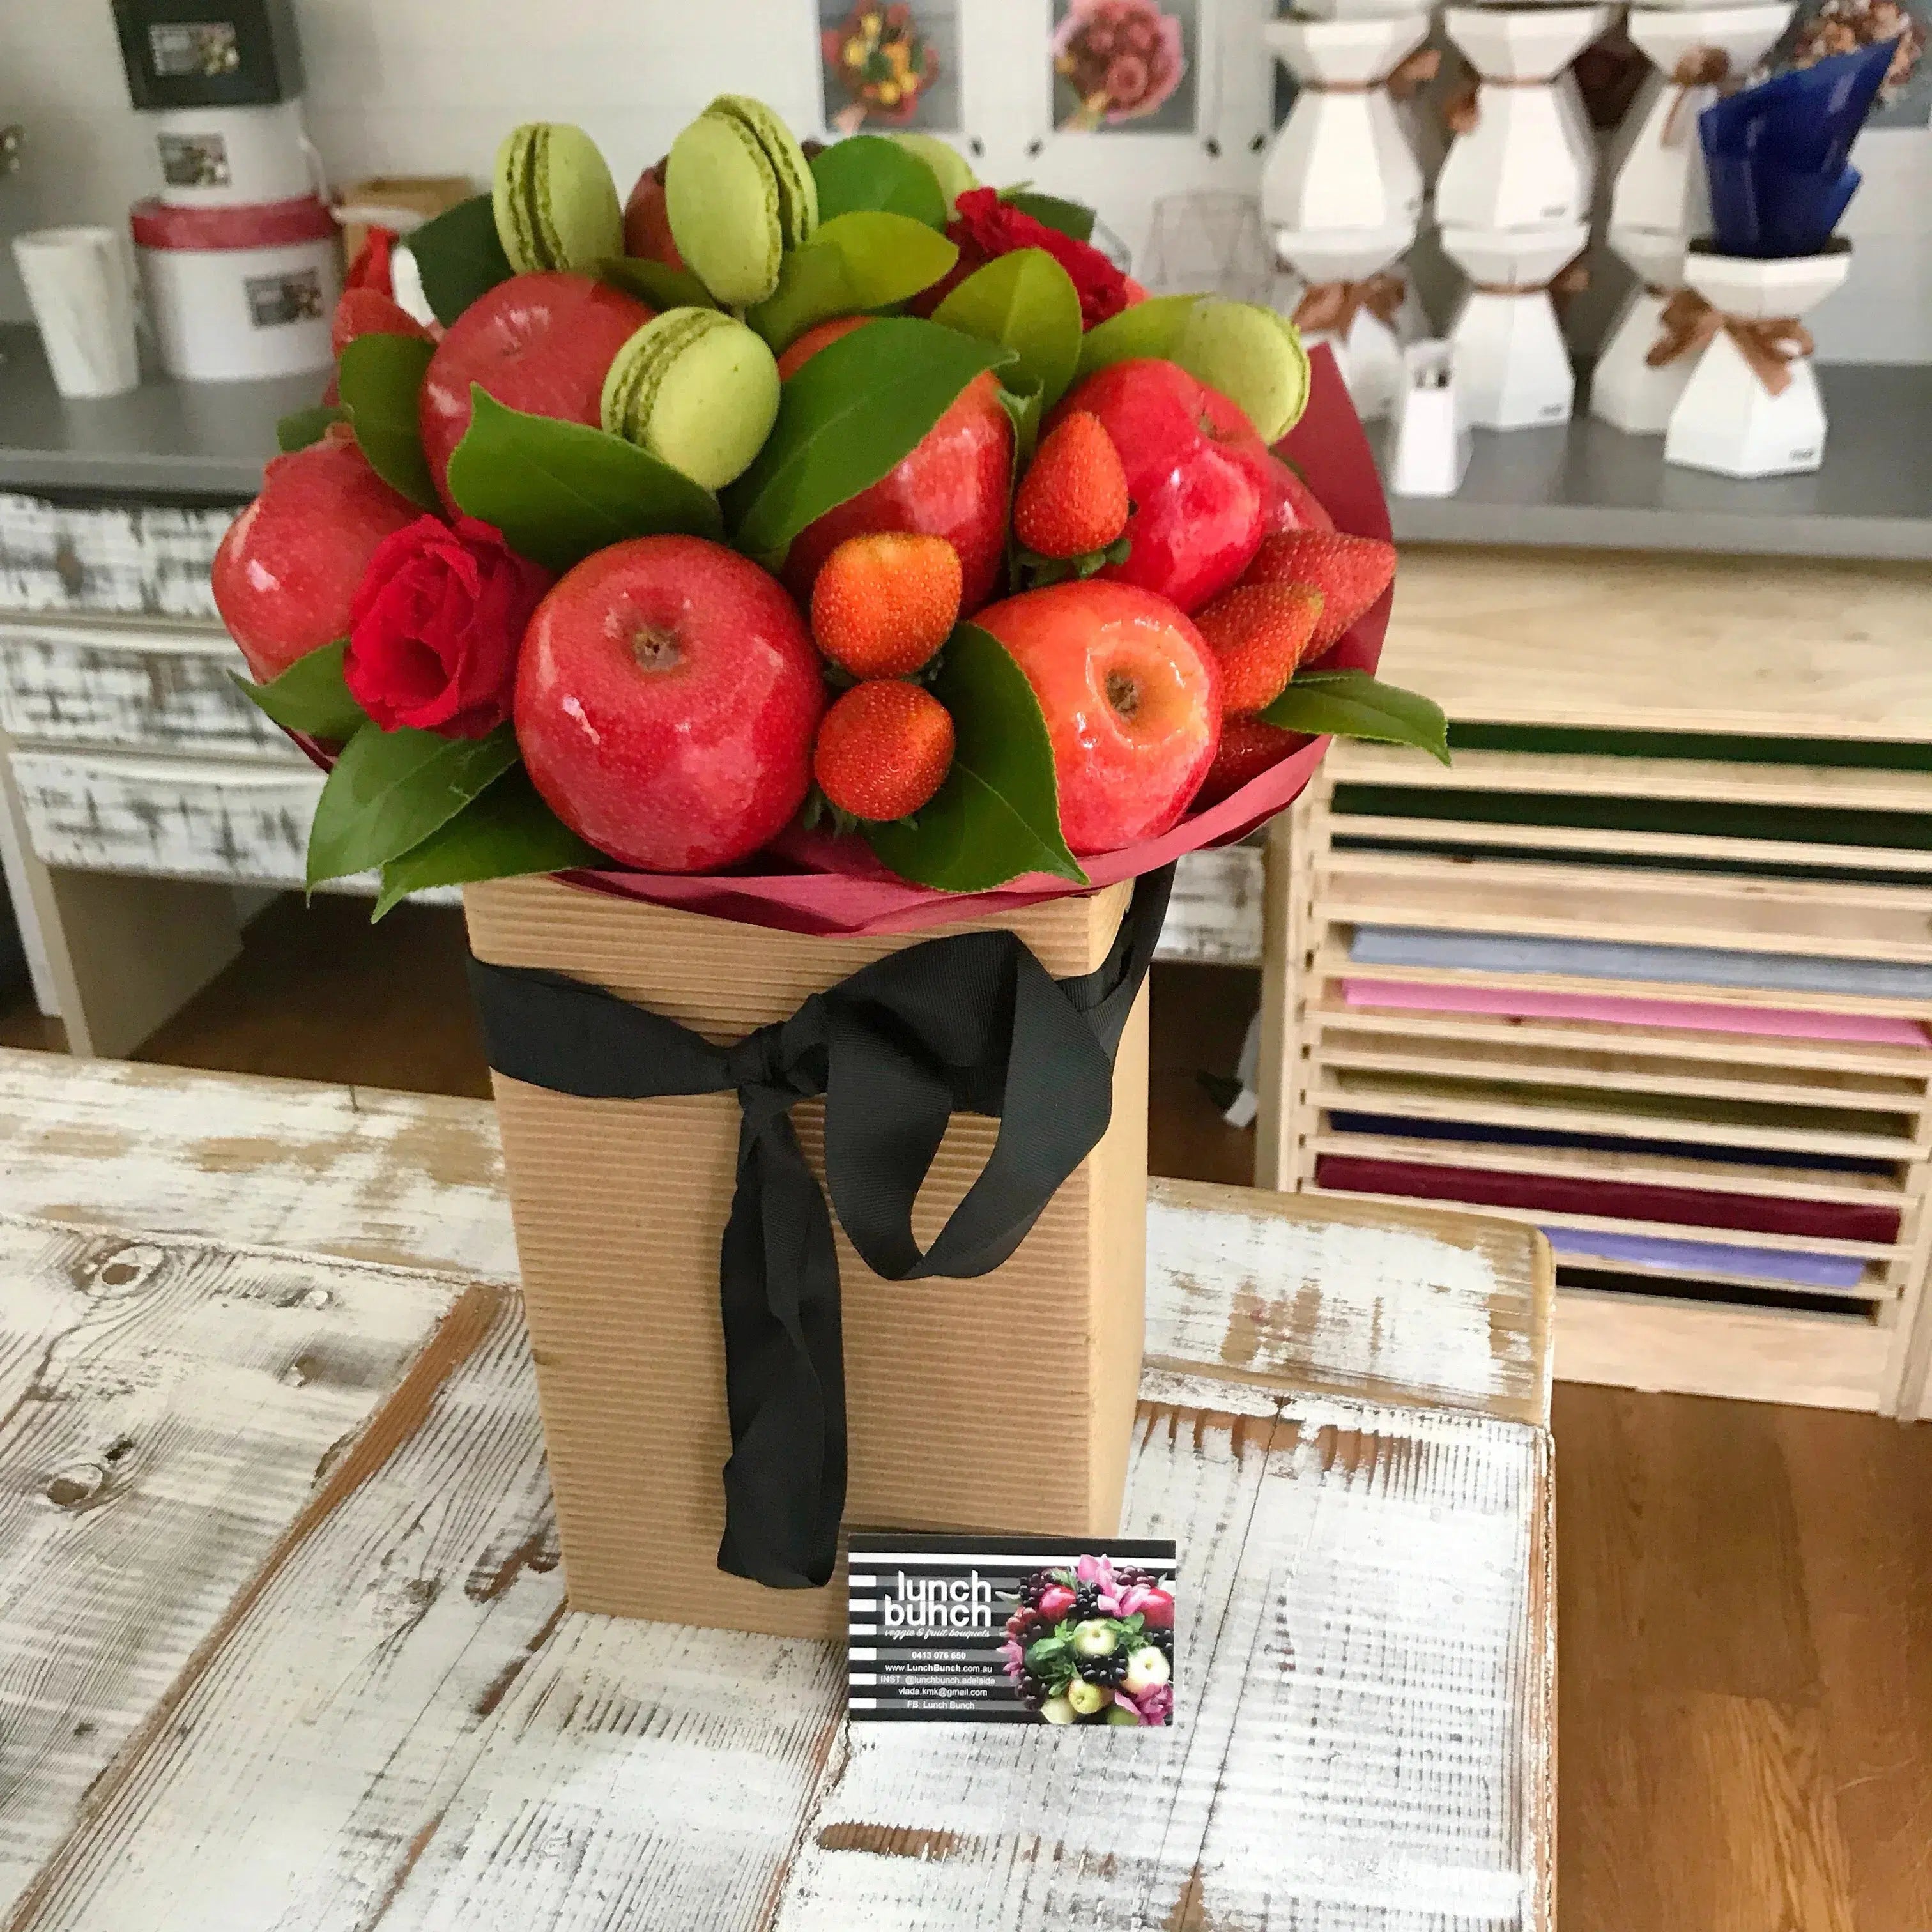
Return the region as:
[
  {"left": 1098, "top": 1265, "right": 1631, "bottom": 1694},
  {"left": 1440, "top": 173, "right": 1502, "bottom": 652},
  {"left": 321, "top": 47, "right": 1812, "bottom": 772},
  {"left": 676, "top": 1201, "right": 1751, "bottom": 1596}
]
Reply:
[{"left": 2, "top": 894, "right": 1928, "bottom": 1931}]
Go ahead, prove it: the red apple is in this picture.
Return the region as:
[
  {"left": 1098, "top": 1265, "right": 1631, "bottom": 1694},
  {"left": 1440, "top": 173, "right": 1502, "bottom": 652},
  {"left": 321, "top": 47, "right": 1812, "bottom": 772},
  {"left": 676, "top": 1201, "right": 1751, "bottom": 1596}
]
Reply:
[
  {"left": 976, "top": 580, "right": 1220, "bottom": 855},
  {"left": 212, "top": 424, "right": 422, "bottom": 684},
  {"left": 1225, "top": 436, "right": 1334, "bottom": 536},
  {"left": 1051, "top": 359, "right": 1265, "bottom": 613},
  {"left": 418, "top": 271, "right": 654, "bottom": 512},
  {"left": 515, "top": 535, "right": 824, "bottom": 872},
  {"left": 622, "top": 159, "right": 686, "bottom": 269},
  {"left": 777, "top": 317, "right": 1013, "bottom": 613}
]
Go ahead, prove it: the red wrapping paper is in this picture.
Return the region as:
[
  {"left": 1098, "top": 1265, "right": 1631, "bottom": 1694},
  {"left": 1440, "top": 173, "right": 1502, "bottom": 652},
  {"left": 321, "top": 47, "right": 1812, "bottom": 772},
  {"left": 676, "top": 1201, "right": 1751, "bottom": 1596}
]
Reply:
[{"left": 546, "top": 344, "right": 1392, "bottom": 937}]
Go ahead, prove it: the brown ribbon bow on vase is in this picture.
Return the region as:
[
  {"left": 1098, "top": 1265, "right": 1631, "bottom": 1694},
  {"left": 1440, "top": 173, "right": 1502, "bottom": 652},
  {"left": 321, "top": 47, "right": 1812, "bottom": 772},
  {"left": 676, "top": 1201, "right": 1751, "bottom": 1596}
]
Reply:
[
  {"left": 1293, "top": 272, "right": 1407, "bottom": 336},
  {"left": 1308, "top": 47, "right": 1441, "bottom": 96},
  {"left": 1470, "top": 255, "right": 1591, "bottom": 312},
  {"left": 1645, "top": 288, "right": 1815, "bottom": 395},
  {"left": 1441, "top": 66, "right": 1545, "bottom": 136},
  {"left": 1661, "top": 46, "right": 1733, "bottom": 145}
]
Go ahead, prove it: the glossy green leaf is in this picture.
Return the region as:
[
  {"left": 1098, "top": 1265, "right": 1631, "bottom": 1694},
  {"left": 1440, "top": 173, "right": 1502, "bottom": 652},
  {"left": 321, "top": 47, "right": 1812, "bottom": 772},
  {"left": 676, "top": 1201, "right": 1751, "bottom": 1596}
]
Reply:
[
  {"left": 276, "top": 402, "right": 347, "bottom": 452},
  {"left": 1260, "top": 669, "right": 1451, "bottom": 766},
  {"left": 729, "top": 318, "right": 1009, "bottom": 569},
  {"left": 338, "top": 332, "right": 439, "bottom": 511},
  {"left": 1075, "top": 293, "right": 1202, "bottom": 376},
  {"left": 597, "top": 255, "right": 718, "bottom": 311},
  {"left": 932, "top": 248, "right": 1082, "bottom": 411},
  {"left": 232, "top": 639, "right": 365, "bottom": 742},
  {"left": 1000, "top": 190, "right": 1096, "bottom": 243},
  {"left": 747, "top": 211, "right": 958, "bottom": 354},
  {"left": 811, "top": 135, "right": 948, "bottom": 228},
  {"left": 995, "top": 371, "right": 1043, "bottom": 468},
  {"left": 374, "top": 765, "right": 601, "bottom": 917},
  {"left": 307, "top": 721, "right": 520, "bottom": 889},
  {"left": 447, "top": 387, "right": 723, "bottom": 574},
  {"left": 867, "top": 623, "right": 1085, "bottom": 892},
  {"left": 406, "top": 193, "right": 514, "bottom": 326}
]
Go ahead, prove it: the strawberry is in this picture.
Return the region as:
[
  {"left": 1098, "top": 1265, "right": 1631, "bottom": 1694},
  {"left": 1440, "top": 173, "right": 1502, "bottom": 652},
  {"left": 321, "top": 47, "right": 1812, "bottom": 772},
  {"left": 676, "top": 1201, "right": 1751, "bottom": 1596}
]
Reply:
[
  {"left": 1239, "top": 529, "right": 1396, "bottom": 651},
  {"left": 1192, "top": 582, "right": 1325, "bottom": 714},
  {"left": 813, "top": 680, "right": 956, "bottom": 823},
  {"left": 811, "top": 532, "right": 962, "bottom": 678},
  {"left": 1196, "top": 713, "right": 1306, "bottom": 808},
  {"left": 331, "top": 288, "right": 431, "bottom": 359},
  {"left": 1015, "top": 411, "right": 1129, "bottom": 560}
]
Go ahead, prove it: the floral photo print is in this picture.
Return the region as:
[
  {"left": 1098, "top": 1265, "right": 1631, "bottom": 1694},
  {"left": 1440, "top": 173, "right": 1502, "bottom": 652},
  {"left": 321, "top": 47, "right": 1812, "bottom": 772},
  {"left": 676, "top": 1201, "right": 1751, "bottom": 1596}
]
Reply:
[{"left": 1052, "top": 0, "right": 1197, "bottom": 133}]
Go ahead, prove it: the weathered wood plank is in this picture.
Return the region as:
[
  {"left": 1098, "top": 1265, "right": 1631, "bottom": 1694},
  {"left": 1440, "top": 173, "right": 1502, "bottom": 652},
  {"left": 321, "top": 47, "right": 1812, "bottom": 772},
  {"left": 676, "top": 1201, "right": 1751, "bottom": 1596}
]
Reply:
[
  {"left": 1158, "top": 845, "right": 1263, "bottom": 966},
  {"left": 0, "top": 496, "right": 231, "bottom": 625},
  {"left": 0, "top": 1215, "right": 465, "bottom": 1915}
]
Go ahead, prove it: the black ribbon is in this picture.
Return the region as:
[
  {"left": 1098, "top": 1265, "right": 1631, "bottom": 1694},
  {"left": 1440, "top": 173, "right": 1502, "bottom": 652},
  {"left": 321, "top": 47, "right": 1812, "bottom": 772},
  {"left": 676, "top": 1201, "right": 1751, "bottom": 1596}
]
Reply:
[{"left": 468, "top": 865, "right": 1172, "bottom": 1592}]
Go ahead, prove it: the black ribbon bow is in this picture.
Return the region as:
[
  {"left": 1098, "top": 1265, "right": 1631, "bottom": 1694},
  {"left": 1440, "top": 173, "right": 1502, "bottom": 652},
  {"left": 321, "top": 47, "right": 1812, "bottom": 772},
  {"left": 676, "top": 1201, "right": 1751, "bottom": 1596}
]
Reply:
[{"left": 467, "top": 864, "right": 1172, "bottom": 1592}]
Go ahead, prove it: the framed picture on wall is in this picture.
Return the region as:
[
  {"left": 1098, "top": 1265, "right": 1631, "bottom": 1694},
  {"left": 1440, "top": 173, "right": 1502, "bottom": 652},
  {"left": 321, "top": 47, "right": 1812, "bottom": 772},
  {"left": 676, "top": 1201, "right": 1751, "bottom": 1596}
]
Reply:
[
  {"left": 1050, "top": 0, "right": 1199, "bottom": 134},
  {"left": 1774, "top": 0, "right": 1930, "bottom": 126},
  {"left": 820, "top": 1, "right": 963, "bottom": 134}
]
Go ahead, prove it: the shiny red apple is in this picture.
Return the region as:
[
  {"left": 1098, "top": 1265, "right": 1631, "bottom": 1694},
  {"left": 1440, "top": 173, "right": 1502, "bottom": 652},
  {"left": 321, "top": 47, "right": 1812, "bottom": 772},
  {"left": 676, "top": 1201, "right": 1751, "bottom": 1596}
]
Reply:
[
  {"left": 1227, "top": 436, "right": 1334, "bottom": 535},
  {"left": 1051, "top": 359, "right": 1266, "bottom": 613},
  {"left": 622, "top": 159, "right": 686, "bottom": 269},
  {"left": 515, "top": 535, "right": 824, "bottom": 872},
  {"left": 776, "top": 316, "right": 1013, "bottom": 613},
  {"left": 212, "top": 424, "right": 422, "bottom": 683},
  {"left": 418, "top": 270, "right": 654, "bottom": 512},
  {"left": 975, "top": 579, "right": 1220, "bottom": 854}
]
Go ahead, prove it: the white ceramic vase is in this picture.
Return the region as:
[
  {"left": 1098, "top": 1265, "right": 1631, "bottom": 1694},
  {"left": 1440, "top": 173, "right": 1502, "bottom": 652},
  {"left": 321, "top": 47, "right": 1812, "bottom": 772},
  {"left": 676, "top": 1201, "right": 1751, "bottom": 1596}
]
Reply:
[
  {"left": 1276, "top": 224, "right": 1416, "bottom": 420},
  {"left": 1435, "top": 6, "right": 1611, "bottom": 230},
  {"left": 1442, "top": 220, "right": 1590, "bottom": 428},
  {"left": 1664, "top": 243, "right": 1851, "bottom": 477},
  {"left": 1262, "top": 14, "right": 1430, "bottom": 234},
  {"left": 1590, "top": 228, "right": 1695, "bottom": 434},
  {"left": 1608, "top": 4, "right": 1796, "bottom": 237},
  {"left": 1388, "top": 339, "right": 1474, "bottom": 495}
]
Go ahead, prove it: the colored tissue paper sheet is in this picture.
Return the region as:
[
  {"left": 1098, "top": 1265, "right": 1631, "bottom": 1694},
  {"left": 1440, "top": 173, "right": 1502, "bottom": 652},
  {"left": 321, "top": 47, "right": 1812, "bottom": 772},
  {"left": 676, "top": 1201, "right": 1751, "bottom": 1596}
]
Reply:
[
  {"left": 1314, "top": 1154, "right": 1903, "bottom": 1243},
  {"left": 1542, "top": 1225, "right": 1868, "bottom": 1290},
  {"left": 1347, "top": 927, "right": 1932, "bottom": 1000},
  {"left": 1325, "top": 1112, "right": 1897, "bottom": 1176},
  {"left": 1340, "top": 978, "right": 1932, "bottom": 1048}
]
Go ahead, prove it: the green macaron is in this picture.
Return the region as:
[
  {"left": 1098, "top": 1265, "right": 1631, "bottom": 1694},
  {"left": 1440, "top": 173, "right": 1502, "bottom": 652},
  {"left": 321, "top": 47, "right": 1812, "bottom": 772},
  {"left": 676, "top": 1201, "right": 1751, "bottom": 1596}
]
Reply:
[
  {"left": 493, "top": 123, "right": 625, "bottom": 273},
  {"left": 666, "top": 96, "right": 818, "bottom": 308},
  {"left": 601, "top": 307, "right": 781, "bottom": 490},
  {"left": 1176, "top": 300, "right": 1312, "bottom": 444}
]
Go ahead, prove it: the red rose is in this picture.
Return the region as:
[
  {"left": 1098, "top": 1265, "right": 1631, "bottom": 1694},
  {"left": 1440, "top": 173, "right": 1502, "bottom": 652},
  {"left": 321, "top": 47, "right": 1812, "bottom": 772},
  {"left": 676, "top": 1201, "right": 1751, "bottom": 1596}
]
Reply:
[
  {"left": 939, "top": 188, "right": 1133, "bottom": 330},
  {"left": 344, "top": 515, "right": 553, "bottom": 738}
]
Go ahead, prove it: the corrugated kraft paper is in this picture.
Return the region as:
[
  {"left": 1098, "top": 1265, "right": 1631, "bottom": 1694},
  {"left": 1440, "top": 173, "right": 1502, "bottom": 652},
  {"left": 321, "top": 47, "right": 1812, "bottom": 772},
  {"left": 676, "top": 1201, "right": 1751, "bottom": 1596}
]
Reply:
[{"left": 464, "top": 874, "right": 1149, "bottom": 1639}]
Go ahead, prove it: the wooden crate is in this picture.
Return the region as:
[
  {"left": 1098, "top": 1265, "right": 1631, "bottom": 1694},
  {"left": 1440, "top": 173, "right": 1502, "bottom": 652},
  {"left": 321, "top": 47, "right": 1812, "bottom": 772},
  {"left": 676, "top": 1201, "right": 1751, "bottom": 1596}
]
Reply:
[{"left": 1278, "top": 740, "right": 1932, "bottom": 1414}]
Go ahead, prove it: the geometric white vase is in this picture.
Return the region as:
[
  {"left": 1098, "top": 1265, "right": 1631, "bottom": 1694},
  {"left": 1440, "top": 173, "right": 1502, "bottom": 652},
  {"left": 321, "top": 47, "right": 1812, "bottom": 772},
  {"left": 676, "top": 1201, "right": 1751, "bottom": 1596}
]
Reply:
[
  {"left": 1262, "top": 14, "right": 1431, "bottom": 234},
  {"left": 1609, "top": 4, "right": 1796, "bottom": 238},
  {"left": 1442, "top": 220, "right": 1590, "bottom": 428},
  {"left": 1663, "top": 243, "right": 1851, "bottom": 477},
  {"left": 1436, "top": 6, "right": 1612, "bottom": 230},
  {"left": 1590, "top": 228, "right": 1693, "bottom": 434},
  {"left": 1277, "top": 224, "right": 1416, "bottom": 420},
  {"left": 1387, "top": 338, "right": 1474, "bottom": 495}
]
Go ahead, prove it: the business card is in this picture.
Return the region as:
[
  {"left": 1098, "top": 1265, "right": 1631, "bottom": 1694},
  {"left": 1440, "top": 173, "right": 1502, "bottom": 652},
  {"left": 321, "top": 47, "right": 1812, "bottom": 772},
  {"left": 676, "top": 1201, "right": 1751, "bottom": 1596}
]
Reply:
[{"left": 847, "top": 1534, "right": 1177, "bottom": 1725}]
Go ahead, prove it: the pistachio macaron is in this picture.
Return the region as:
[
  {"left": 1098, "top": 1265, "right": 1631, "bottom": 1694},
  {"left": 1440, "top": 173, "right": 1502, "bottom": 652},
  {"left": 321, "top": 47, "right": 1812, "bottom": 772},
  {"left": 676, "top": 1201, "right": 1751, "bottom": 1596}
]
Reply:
[
  {"left": 666, "top": 95, "right": 818, "bottom": 308},
  {"left": 1176, "top": 300, "right": 1312, "bottom": 443},
  {"left": 493, "top": 123, "right": 625, "bottom": 273},
  {"left": 601, "top": 307, "right": 781, "bottom": 490}
]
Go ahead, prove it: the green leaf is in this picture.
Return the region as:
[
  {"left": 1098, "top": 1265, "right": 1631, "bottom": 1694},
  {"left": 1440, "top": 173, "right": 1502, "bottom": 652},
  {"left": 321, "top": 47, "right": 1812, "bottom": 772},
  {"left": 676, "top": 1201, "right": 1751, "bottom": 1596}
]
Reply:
[
  {"left": 995, "top": 372, "right": 1043, "bottom": 468},
  {"left": 932, "top": 249, "right": 1082, "bottom": 412},
  {"left": 1025, "top": 1635, "right": 1071, "bottom": 1673},
  {"left": 232, "top": 639, "right": 365, "bottom": 742},
  {"left": 338, "top": 332, "right": 439, "bottom": 512},
  {"left": 277, "top": 402, "right": 347, "bottom": 452},
  {"left": 747, "top": 211, "right": 958, "bottom": 355},
  {"left": 374, "top": 766, "right": 600, "bottom": 917},
  {"left": 1000, "top": 190, "right": 1096, "bottom": 243},
  {"left": 728, "top": 318, "right": 1009, "bottom": 568},
  {"left": 406, "top": 193, "right": 514, "bottom": 327},
  {"left": 1076, "top": 293, "right": 1204, "bottom": 376},
  {"left": 867, "top": 623, "right": 1085, "bottom": 892},
  {"left": 597, "top": 255, "right": 718, "bottom": 311},
  {"left": 811, "top": 135, "right": 947, "bottom": 228},
  {"left": 307, "top": 721, "right": 520, "bottom": 889},
  {"left": 1260, "top": 670, "right": 1452, "bottom": 766},
  {"left": 447, "top": 387, "right": 724, "bottom": 574}
]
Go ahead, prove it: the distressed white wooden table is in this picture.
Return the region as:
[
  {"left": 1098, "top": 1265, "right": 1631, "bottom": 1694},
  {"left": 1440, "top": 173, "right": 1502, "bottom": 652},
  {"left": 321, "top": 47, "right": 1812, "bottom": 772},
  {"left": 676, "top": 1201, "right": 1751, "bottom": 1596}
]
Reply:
[{"left": 0, "top": 1048, "right": 1554, "bottom": 1931}]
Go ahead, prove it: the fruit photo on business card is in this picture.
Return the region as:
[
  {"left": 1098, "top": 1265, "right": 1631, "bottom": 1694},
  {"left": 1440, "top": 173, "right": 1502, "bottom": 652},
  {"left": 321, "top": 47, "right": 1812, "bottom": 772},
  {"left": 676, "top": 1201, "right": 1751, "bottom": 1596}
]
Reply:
[{"left": 1004, "top": 1553, "right": 1175, "bottom": 1725}]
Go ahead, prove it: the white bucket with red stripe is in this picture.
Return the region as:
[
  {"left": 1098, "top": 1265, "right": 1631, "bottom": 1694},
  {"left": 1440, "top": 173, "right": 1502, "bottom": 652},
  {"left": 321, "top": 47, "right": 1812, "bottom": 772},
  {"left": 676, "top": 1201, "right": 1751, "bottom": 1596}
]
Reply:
[{"left": 132, "top": 194, "right": 340, "bottom": 381}]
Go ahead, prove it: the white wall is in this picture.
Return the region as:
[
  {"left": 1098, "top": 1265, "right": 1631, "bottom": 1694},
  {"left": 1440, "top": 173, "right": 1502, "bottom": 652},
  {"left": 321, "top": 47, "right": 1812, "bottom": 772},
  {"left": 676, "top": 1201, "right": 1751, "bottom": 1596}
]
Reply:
[{"left": 1, "top": 0, "right": 1926, "bottom": 362}]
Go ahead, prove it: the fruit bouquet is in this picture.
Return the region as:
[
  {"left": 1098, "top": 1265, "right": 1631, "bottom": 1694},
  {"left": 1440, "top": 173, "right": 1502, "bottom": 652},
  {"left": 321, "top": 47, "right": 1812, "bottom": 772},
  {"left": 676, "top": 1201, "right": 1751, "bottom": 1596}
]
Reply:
[
  {"left": 1003, "top": 1556, "right": 1175, "bottom": 1726},
  {"left": 213, "top": 102, "right": 1442, "bottom": 933}
]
